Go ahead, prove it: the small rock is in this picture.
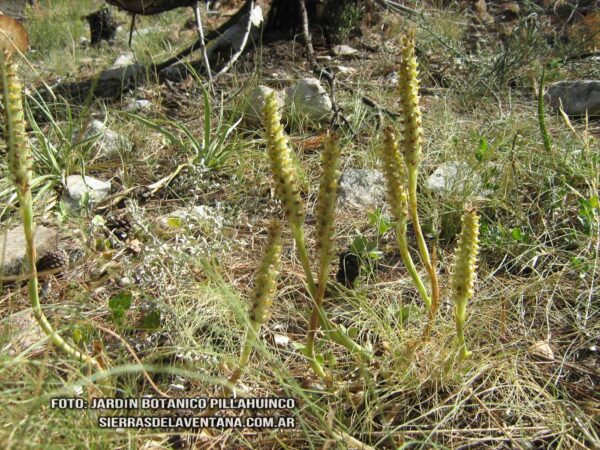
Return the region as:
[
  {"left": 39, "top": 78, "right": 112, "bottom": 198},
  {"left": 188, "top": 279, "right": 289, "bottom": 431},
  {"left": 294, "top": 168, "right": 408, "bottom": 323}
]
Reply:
[
  {"left": 63, "top": 175, "right": 111, "bottom": 209},
  {"left": 284, "top": 78, "right": 332, "bottom": 123},
  {"left": 272, "top": 334, "right": 290, "bottom": 348},
  {"left": 124, "top": 99, "right": 151, "bottom": 112},
  {"left": 0, "top": 225, "right": 59, "bottom": 276},
  {"left": 545, "top": 80, "right": 600, "bottom": 117},
  {"left": 316, "top": 55, "right": 332, "bottom": 62},
  {"left": 528, "top": 340, "right": 554, "bottom": 361},
  {"left": 2, "top": 310, "right": 46, "bottom": 356},
  {"left": 111, "top": 52, "right": 135, "bottom": 68},
  {"left": 426, "top": 162, "right": 486, "bottom": 197},
  {"left": 118, "top": 277, "right": 132, "bottom": 288},
  {"left": 337, "top": 168, "right": 386, "bottom": 209},
  {"left": 139, "top": 441, "right": 165, "bottom": 450},
  {"left": 384, "top": 71, "right": 399, "bottom": 87},
  {"left": 82, "top": 119, "right": 133, "bottom": 158},
  {"left": 244, "top": 85, "right": 284, "bottom": 124},
  {"left": 332, "top": 44, "right": 359, "bottom": 57},
  {"left": 161, "top": 205, "right": 224, "bottom": 233},
  {"left": 332, "top": 65, "right": 357, "bottom": 76}
]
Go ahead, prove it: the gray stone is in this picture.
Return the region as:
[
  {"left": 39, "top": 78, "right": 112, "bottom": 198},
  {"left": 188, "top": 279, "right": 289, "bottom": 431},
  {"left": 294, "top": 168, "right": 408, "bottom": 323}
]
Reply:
[
  {"left": 545, "top": 80, "right": 600, "bottom": 117},
  {"left": 426, "top": 162, "right": 486, "bottom": 196},
  {"left": 284, "top": 78, "right": 332, "bottom": 123},
  {"left": 124, "top": 99, "right": 151, "bottom": 112},
  {"left": 0, "top": 225, "right": 59, "bottom": 276},
  {"left": 111, "top": 52, "right": 135, "bottom": 69},
  {"left": 338, "top": 169, "right": 386, "bottom": 209},
  {"left": 244, "top": 85, "right": 284, "bottom": 124},
  {"left": 2, "top": 310, "right": 46, "bottom": 356},
  {"left": 83, "top": 119, "right": 133, "bottom": 158},
  {"left": 332, "top": 44, "right": 359, "bottom": 57},
  {"left": 63, "top": 175, "right": 111, "bottom": 208}
]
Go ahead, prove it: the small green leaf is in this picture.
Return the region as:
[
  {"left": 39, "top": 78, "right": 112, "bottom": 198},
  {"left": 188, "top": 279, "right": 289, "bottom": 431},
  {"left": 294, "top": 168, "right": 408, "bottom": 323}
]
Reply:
[
  {"left": 166, "top": 217, "right": 183, "bottom": 228},
  {"left": 111, "top": 305, "right": 125, "bottom": 321},
  {"left": 589, "top": 195, "right": 599, "bottom": 209},
  {"left": 108, "top": 292, "right": 132, "bottom": 311},
  {"left": 475, "top": 136, "right": 489, "bottom": 162},
  {"left": 510, "top": 228, "right": 523, "bottom": 242},
  {"left": 91, "top": 215, "right": 105, "bottom": 227},
  {"left": 292, "top": 342, "right": 306, "bottom": 351},
  {"left": 347, "top": 327, "right": 359, "bottom": 339},
  {"left": 141, "top": 310, "right": 161, "bottom": 330},
  {"left": 72, "top": 328, "right": 83, "bottom": 344}
]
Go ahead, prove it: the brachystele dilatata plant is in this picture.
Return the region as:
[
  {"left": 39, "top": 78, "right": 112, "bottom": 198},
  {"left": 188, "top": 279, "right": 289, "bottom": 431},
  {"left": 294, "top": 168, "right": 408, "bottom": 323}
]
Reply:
[
  {"left": 263, "top": 93, "right": 369, "bottom": 379},
  {"left": 451, "top": 209, "right": 480, "bottom": 360},
  {"left": 229, "top": 220, "right": 282, "bottom": 386},
  {"left": 259, "top": 31, "right": 479, "bottom": 378},
  {"left": 376, "top": 30, "right": 444, "bottom": 340},
  {"left": 0, "top": 50, "right": 102, "bottom": 371}
]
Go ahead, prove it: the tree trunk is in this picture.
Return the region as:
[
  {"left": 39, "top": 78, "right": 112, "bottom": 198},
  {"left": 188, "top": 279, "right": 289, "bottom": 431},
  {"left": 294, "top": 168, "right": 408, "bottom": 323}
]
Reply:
[{"left": 266, "top": 0, "right": 364, "bottom": 44}]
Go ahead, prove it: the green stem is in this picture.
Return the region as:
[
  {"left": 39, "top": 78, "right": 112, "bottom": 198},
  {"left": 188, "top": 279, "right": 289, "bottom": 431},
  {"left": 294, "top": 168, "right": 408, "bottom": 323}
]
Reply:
[
  {"left": 19, "top": 193, "right": 101, "bottom": 371},
  {"left": 229, "top": 322, "right": 260, "bottom": 387},
  {"left": 538, "top": 69, "right": 552, "bottom": 153},
  {"left": 406, "top": 168, "right": 440, "bottom": 329},
  {"left": 454, "top": 302, "right": 471, "bottom": 361},
  {"left": 305, "top": 263, "right": 329, "bottom": 379},
  {"left": 291, "top": 224, "right": 370, "bottom": 362},
  {"left": 394, "top": 221, "right": 430, "bottom": 308}
]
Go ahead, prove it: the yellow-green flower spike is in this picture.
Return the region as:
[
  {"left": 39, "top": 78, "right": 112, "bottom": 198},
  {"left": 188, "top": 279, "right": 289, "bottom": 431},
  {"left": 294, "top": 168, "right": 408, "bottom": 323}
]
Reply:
[
  {"left": 249, "top": 220, "right": 283, "bottom": 326},
  {"left": 305, "top": 133, "right": 341, "bottom": 380},
  {"left": 0, "top": 51, "right": 31, "bottom": 195},
  {"left": 263, "top": 91, "right": 304, "bottom": 229},
  {"left": 451, "top": 209, "right": 480, "bottom": 360},
  {"left": 231, "top": 220, "right": 282, "bottom": 386},
  {"left": 380, "top": 127, "right": 430, "bottom": 308},
  {"left": 396, "top": 32, "right": 441, "bottom": 332},
  {"left": 381, "top": 126, "right": 408, "bottom": 221},
  {"left": 1, "top": 51, "right": 102, "bottom": 373},
  {"left": 398, "top": 31, "right": 423, "bottom": 169},
  {"left": 315, "top": 133, "right": 340, "bottom": 275}
]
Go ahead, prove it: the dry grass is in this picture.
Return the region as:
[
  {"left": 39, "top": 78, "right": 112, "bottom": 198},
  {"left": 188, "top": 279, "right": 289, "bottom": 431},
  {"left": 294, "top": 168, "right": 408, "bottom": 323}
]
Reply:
[{"left": 0, "top": 0, "right": 598, "bottom": 448}]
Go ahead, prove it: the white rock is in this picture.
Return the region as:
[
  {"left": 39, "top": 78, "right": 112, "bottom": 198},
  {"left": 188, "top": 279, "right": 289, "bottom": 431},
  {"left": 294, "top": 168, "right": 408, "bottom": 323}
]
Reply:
[
  {"left": 426, "top": 162, "right": 486, "bottom": 196},
  {"left": 332, "top": 44, "right": 359, "bottom": 57},
  {"left": 284, "top": 78, "right": 332, "bottom": 123},
  {"left": 111, "top": 52, "right": 135, "bottom": 68},
  {"left": 338, "top": 169, "right": 386, "bottom": 209},
  {"left": 124, "top": 99, "right": 151, "bottom": 112},
  {"left": 528, "top": 340, "right": 554, "bottom": 360},
  {"left": 273, "top": 334, "right": 290, "bottom": 348},
  {"left": 83, "top": 119, "right": 133, "bottom": 158},
  {"left": 333, "top": 65, "right": 357, "bottom": 76},
  {"left": 244, "top": 85, "right": 284, "bottom": 124},
  {"left": 0, "top": 225, "right": 59, "bottom": 276},
  {"left": 64, "top": 175, "right": 111, "bottom": 208},
  {"left": 545, "top": 80, "right": 600, "bottom": 117}
]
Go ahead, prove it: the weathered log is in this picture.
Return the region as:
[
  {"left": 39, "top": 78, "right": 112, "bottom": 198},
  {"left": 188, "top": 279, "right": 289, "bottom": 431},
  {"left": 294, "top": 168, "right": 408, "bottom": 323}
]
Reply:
[{"left": 105, "top": 0, "right": 197, "bottom": 15}]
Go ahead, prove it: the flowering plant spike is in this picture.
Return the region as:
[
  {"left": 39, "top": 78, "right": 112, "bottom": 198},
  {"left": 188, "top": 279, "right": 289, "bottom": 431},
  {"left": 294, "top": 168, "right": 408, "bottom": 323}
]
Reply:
[{"left": 451, "top": 209, "right": 480, "bottom": 360}]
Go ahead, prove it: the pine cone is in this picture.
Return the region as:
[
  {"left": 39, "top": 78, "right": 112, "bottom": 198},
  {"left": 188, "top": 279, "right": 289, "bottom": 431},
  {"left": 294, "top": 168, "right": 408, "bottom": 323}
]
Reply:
[
  {"left": 105, "top": 216, "right": 133, "bottom": 241},
  {"left": 36, "top": 250, "right": 68, "bottom": 274}
]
